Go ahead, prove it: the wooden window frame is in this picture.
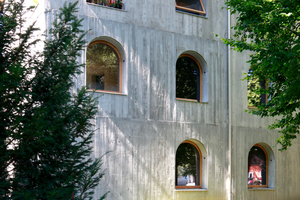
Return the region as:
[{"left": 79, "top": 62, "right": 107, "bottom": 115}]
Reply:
[
  {"left": 86, "top": 41, "right": 122, "bottom": 93},
  {"left": 175, "top": 0, "right": 206, "bottom": 15},
  {"left": 176, "top": 54, "right": 203, "bottom": 102},
  {"left": 248, "top": 144, "right": 268, "bottom": 188},
  {"left": 175, "top": 140, "right": 202, "bottom": 189}
]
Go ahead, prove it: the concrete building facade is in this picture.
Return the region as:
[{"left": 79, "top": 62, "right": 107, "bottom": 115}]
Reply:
[{"left": 34, "top": 0, "right": 300, "bottom": 199}]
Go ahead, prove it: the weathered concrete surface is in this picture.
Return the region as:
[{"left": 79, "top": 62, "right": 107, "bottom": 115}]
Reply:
[
  {"left": 230, "top": 44, "right": 300, "bottom": 200},
  {"left": 32, "top": 0, "right": 300, "bottom": 199}
]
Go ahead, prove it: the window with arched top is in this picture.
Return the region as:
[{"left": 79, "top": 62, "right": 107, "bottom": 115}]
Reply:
[
  {"left": 86, "top": 41, "right": 122, "bottom": 92},
  {"left": 175, "top": 141, "right": 202, "bottom": 189},
  {"left": 248, "top": 144, "right": 268, "bottom": 187},
  {"left": 176, "top": 55, "right": 202, "bottom": 102}
]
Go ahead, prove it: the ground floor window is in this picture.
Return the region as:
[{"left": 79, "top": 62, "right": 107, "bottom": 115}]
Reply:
[
  {"left": 248, "top": 144, "right": 268, "bottom": 187},
  {"left": 175, "top": 141, "right": 202, "bottom": 189}
]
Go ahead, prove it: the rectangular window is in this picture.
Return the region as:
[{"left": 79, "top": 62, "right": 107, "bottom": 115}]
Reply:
[
  {"left": 175, "top": 0, "right": 206, "bottom": 15},
  {"left": 86, "top": 0, "right": 124, "bottom": 10},
  {"left": 247, "top": 69, "right": 268, "bottom": 107}
]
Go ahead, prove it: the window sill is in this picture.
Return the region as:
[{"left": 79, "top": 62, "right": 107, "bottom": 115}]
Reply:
[
  {"left": 176, "top": 10, "right": 208, "bottom": 19},
  {"left": 248, "top": 105, "right": 258, "bottom": 110},
  {"left": 86, "top": 2, "right": 127, "bottom": 12},
  {"left": 248, "top": 188, "right": 275, "bottom": 191},
  {"left": 175, "top": 188, "right": 208, "bottom": 192},
  {"left": 176, "top": 98, "right": 208, "bottom": 104},
  {"left": 87, "top": 89, "right": 127, "bottom": 96}
]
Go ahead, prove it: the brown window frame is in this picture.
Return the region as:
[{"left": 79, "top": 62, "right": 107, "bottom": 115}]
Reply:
[
  {"left": 175, "top": 0, "right": 206, "bottom": 15},
  {"left": 248, "top": 144, "right": 268, "bottom": 188},
  {"left": 175, "top": 140, "right": 202, "bottom": 189},
  {"left": 86, "top": 40, "right": 122, "bottom": 93},
  {"left": 176, "top": 54, "right": 203, "bottom": 102}
]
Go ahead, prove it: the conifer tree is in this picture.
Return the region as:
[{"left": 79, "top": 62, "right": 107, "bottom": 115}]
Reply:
[{"left": 0, "top": 0, "right": 108, "bottom": 199}]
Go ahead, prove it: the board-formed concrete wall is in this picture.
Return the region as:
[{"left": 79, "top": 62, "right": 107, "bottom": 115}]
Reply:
[
  {"left": 36, "top": 0, "right": 300, "bottom": 199},
  {"left": 230, "top": 27, "right": 300, "bottom": 199}
]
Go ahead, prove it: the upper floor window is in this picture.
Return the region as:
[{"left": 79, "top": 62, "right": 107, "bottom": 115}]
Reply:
[
  {"left": 247, "top": 69, "right": 267, "bottom": 107},
  {"left": 248, "top": 144, "right": 268, "bottom": 187},
  {"left": 176, "top": 55, "right": 202, "bottom": 102},
  {"left": 175, "top": 0, "right": 206, "bottom": 15},
  {"left": 176, "top": 141, "right": 202, "bottom": 189},
  {"left": 86, "top": 0, "right": 124, "bottom": 10},
  {"left": 86, "top": 41, "right": 122, "bottom": 93}
]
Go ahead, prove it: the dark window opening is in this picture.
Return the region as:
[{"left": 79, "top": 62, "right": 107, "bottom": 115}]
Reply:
[
  {"left": 176, "top": 56, "right": 201, "bottom": 101},
  {"left": 260, "top": 81, "right": 267, "bottom": 104}
]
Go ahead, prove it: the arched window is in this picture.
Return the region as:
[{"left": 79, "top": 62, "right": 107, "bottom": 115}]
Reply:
[
  {"left": 86, "top": 41, "right": 122, "bottom": 92},
  {"left": 175, "top": 0, "right": 206, "bottom": 15},
  {"left": 175, "top": 141, "right": 202, "bottom": 189},
  {"left": 176, "top": 55, "right": 202, "bottom": 102},
  {"left": 248, "top": 144, "right": 268, "bottom": 187}
]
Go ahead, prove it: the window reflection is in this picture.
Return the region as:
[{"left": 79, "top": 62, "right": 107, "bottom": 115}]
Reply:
[
  {"left": 248, "top": 146, "right": 267, "bottom": 186},
  {"left": 176, "top": 142, "right": 200, "bottom": 187},
  {"left": 175, "top": 0, "right": 206, "bottom": 15},
  {"left": 86, "top": 42, "right": 120, "bottom": 92},
  {"left": 247, "top": 69, "right": 267, "bottom": 107},
  {"left": 176, "top": 0, "right": 203, "bottom": 12},
  {"left": 176, "top": 56, "right": 201, "bottom": 101}
]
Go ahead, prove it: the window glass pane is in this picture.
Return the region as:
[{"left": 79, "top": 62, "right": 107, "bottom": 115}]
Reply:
[
  {"left": 247, "top": 69, "right": 261, "bottom": 106},
  {"left": 176, "top": 0, "right": 203, "bottom": 12},
  {"left": 247, "top": 69, "right": 267, "bottom": 106},
  {"left": 176, "top": 143, "right": 200, "bottom": 186},
  {"left": 176, "top": 56, "right": 200, "bottom": 100},
  {"left": 86, "top": 43, "right": 119, "bottom": 91},
  {"left": 248, "top": 146, "right": 267, "bottom": 186}
]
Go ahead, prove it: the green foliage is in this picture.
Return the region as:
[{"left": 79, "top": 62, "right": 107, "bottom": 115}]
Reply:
[
  {"left": 0, "top": 0, "right": 108, "bottom": 199},
  {"left": 220, "top": 0, "right": 300, "bottom": 150},
  {"left": 116, "top": 0, "right": 123, "bottom": 5},
  {"left": 246, "top": 70, "right": 266, "bottom": 107},
  {"left": 247, "top": 76, "right": 261, "bottom": 107}
]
